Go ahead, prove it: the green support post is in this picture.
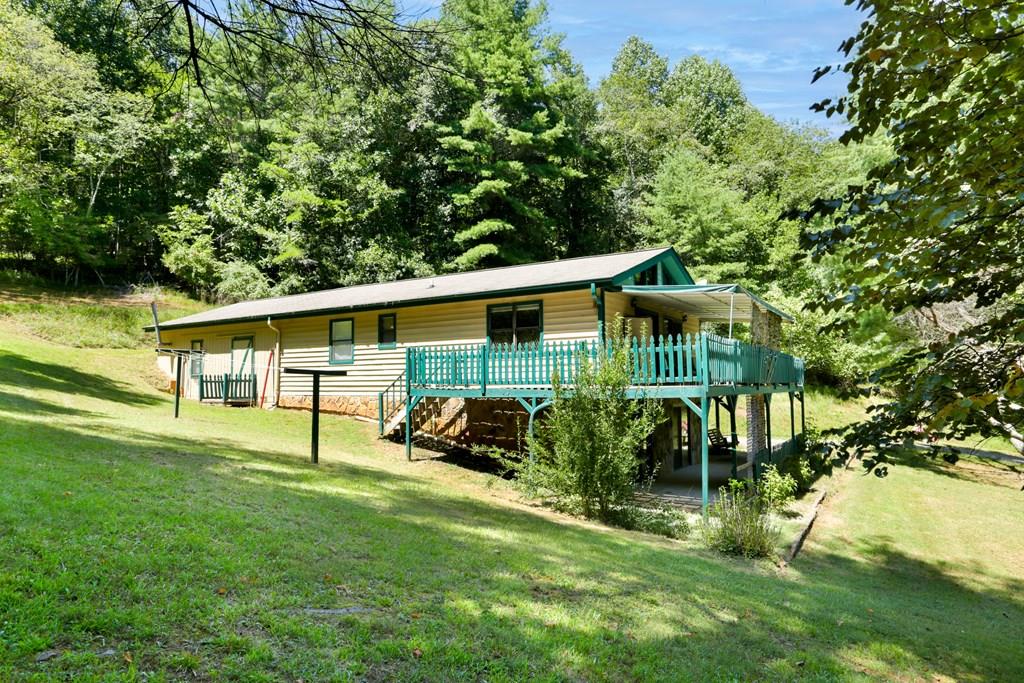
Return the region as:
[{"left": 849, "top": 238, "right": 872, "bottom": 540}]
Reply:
[
  {"left": 800, "top": 391, "right": 806, "bottom": 436},
  {"left": 481, "top": 341, "right": 489, "bottom": 396},
  {"left": 405, "top": 347, "right": 413, "bottom": 461},
  {"left": 727, "top": 395, "right": 738, "bottom": 479},
  {"left": 173, "top": 354, "right": 183, "bottom": 418},
  {"left": 789, "top": 392, "right": 796, "bottom": 443},
  {"left": 700, "top": 395, "right": 710, "bottom": 513}
]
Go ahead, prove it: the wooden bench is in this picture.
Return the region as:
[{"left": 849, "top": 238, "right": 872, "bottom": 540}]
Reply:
[{"left": 708, "top": 428, "right": 733, "bottom": 453}]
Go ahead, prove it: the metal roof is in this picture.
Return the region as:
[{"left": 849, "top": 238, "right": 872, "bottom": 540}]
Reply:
[
  {"left": 620, "top": 284, "right": 795, "bottom": 323},
  {"left": 153, "top": 247, "right": 675, "bottom": 330}
]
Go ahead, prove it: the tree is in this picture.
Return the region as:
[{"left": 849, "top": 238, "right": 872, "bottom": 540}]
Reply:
[
  {"left": 806, "top": 0, "right": 1024, "bottom": 454},
  {"left": 595, "top": 37, "right": 672, "bottom": 229},
  {"left": 122, "top": 0, "right": 435, "bottom": 95},
  {"left": 423, "top": 0, "right": 602, "bottom": 269},
  {"left": 520, "top": 319, "right": 664, "bottom": 522},
  {"left": 0, "top": 3, "right": 155, "bottom": 282},
  {"left": 664, "top": 55, "right": 749, "bottom": 156}
]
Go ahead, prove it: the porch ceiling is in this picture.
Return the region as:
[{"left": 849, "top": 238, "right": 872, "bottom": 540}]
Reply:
[{"left": 618, "top": 284, "right": 794, "bottom": 323}]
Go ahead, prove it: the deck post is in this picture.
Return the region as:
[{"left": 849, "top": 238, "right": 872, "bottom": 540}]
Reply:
[
  {"left": 405, "top": 347, "right": 413, "bottom": 461},
  {"left": 727, "top": 395, "right": 738, "bottom": 479},
  {"left": 222, "top": 373, "right": 228, "bottom": 404},
  {"left": 311, "top": 373, "right": 320, "bottom": 464},
  {"left": 700, "top": 395, "right": 710, "bottom": 513},
  {"left": 800, "top": 391, "right": 806, "bottom": 437},
  {"left": 765, "top": 392, "right": 773, "bottom": 469},
  {"left": 174, "top": 354, "right": 183, "bottom": 418},
  {"left": 789, "top": 392, "right": 796, "bottom": 443},
  {"left": 481, "top": 341, "right": 489, "bottom": 396}
]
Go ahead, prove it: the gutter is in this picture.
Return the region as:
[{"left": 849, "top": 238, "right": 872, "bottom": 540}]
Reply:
[{"left": 267, "top": 316, "right": 281, "bottom": 407}]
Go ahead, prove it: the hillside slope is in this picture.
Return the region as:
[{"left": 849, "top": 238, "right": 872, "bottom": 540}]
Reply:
[{"left": 0, "top": 312, "right": 1022, "bottom": 680}]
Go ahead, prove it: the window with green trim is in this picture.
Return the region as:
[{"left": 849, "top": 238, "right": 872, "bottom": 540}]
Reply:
[
  {"left": 329, "top": 318, "right": 354, "bottom": 364},
  {"left": 487, "top": 301, "right": 541, "bottom": 346},
  {"left": 378, "top": 313, "right": 396, "bottom": 349},
  {"left": 189, "top": 339, "right": 204, "bottom": 378}
]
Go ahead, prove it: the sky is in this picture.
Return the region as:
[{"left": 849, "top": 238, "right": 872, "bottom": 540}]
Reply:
[{"left": 402, "top": 1, "right": 864, "bottom": 136}]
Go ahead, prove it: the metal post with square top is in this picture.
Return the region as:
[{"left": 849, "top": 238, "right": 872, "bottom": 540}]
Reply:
[{"left": 282, "top": 368, "right": 348, "bottom": 464}]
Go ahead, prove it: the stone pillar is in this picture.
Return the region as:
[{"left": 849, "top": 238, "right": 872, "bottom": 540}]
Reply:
[{"left": 746, "top": 307, "right": 782, "bottom": 469}]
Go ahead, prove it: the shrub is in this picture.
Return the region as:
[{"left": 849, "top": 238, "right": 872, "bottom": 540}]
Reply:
[
  {"left": 758, "top": 464, "right": 798, "bottom": 511},
  {"left": 612, "top": 504, "right": 691, "bottom": 540},
  {"left": 517, "top": 318, "right": 664, "bottom": 523},
  {"left": 700, "top": 486, "right": 779, "bottom": 558}
]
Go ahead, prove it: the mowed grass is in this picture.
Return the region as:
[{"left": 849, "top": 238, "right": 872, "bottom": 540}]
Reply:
[{"left": 1, "top": 317, "right": 1023, "bottom": 680}]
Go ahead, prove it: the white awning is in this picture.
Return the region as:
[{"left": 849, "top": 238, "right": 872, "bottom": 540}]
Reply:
[{"left": 618, "top": 284, "right": 794, "bottom": 323}]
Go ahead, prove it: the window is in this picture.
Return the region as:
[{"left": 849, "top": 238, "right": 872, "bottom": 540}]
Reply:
[
  {"left": 487, "top": 301, "right": 542, "bottom": 346},
  {"left": 378, "top": 313, "right": 397, "bottom": 349},
  {"left": 189, "top": 339, "right": 204, "bottom": 378},
  {"left": 230, "top": 336, "right": 254, "bottom": 376},
  {"left": 329, "top": 318, "right": 354, "bottom": 364}
]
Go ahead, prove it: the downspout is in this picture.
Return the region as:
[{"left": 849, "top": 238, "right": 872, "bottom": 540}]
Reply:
[
  {"left": 591, "top": 283, "right": 605, "bottom": 340},
  {"left": 267, "top": 316, "right": 281, "bottom": 408}
]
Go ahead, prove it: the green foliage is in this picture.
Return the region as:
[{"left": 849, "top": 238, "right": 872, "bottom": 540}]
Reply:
[
  {"left": 806, "top": 0, "right": 1024, "bottom": 454},
  {"left": 780, "top": 304, "right": 869, "bottom": 392},
  {"left": 756, "top": 464, "right": 798, "bottom": 513},
  {"left": 700, "top": 485, "right": 779, "bottom": 559},
  {"left": 642, "top": 147, "right": 763, "bottom": 284},
  {"left": 664, "top": 55, "right": 749, "bottom": 156},
  {"left": 426, "top": 0, "right": 603, "bottom": 269},
  {"left": 518, "top": 320, "right": 664, "bottom": 522}
]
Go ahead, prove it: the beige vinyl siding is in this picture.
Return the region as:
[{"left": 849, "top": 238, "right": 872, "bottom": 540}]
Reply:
[
  {"left": 603, "top": 291, "right": 699, "bottom": 336},
  {"left": 158, "top": 322, "right": 277, "bottom": 401},
  {"left": 277, "top": 289, "right": 600, "bottom": 397}
]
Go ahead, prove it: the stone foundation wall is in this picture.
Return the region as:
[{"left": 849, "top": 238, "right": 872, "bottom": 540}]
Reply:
[
  {"left": 279, "top": 394, "right": 379, "bottom": 420},
  {"left": 464, "top": 399, "right": 530, "bottom": 450}
]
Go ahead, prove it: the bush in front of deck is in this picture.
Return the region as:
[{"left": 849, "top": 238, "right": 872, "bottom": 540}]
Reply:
[
  {"left": 518, "top": 320, "right": 664, "bottom": 525},
  {"left": 700, "top": 482, "right": 780, "bottom": 558}
]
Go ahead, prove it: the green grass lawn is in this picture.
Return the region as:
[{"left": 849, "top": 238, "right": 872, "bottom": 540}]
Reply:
[
  {"left": 1, "top": 308, "right": 1023, "bottom": 680},
  {"left": 0, "top": 271, "right": 207, "bottom": 348}
]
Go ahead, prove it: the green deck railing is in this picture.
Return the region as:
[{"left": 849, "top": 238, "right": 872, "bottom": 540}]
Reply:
[
  {"left": 407, "top": 333, "right": 804, "bottom": 392},
  {"left": 198, "top": 373, "right": 257, "bottom": 403}
]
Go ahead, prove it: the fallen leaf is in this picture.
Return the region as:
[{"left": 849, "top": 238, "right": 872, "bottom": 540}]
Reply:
[
  {"left": 412, "top": 648, "right": 423, "bottom": 659},
  {"left": 34, "top": 650, "right": 60, "bottom": 663},
  {"left": 323, "top": 574, "right": 333, "bottom": 582},
  {"left": 63, "top": 491, "right": 73, "bottom": 497},
  {"left": 123, "top": 651, "right": 133, "bottom": 664},
  {"left": 216, "top": 587, "right": 227, "bottom": 595}
]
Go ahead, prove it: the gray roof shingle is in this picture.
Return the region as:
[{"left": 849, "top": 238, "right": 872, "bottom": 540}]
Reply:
[{"left": 153, "top": 247, "right": 673, "bottom": 330}]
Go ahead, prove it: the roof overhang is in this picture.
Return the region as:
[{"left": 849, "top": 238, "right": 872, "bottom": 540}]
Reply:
[{"left": 618, "top": 284, "right": 794, "bottom": 323}]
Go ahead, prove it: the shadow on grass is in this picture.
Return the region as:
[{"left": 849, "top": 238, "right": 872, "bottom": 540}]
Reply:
[
  {"left": 0, "top": 350, "right": 160, "bottom": 407},
  {"left": 2, "top": 412, "right": 1023, "bottom": 681},
  {"left": 875, "top": 447, "right": 1024, "bottom": 488}
]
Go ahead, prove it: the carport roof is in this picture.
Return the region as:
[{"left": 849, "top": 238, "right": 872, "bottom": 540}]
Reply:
[{"left": 619, "top": 284, "right": 794, "bottom": 323}]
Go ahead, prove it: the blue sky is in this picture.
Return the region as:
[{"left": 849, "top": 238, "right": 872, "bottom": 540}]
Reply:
[
  {"left": 402, "top": 1, "right": 863, "bottom": 135},
  {"left": 544, "top": 1, "right": 862, "bottom": 134}
]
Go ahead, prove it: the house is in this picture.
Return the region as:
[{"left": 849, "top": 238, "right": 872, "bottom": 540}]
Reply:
[{"left": 149, "top": 247, "right": 805, "bottom": 508}]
